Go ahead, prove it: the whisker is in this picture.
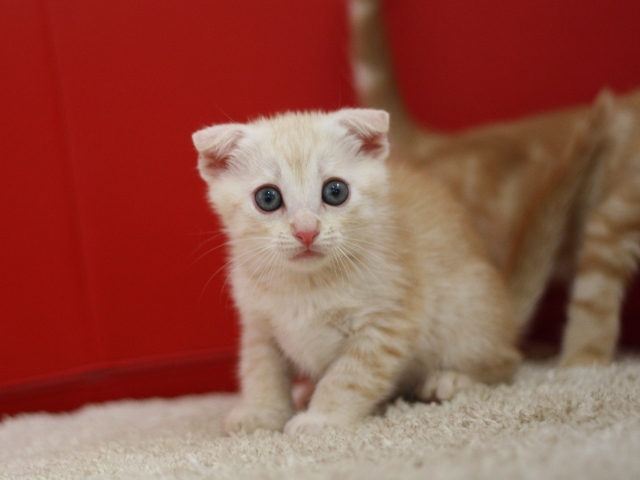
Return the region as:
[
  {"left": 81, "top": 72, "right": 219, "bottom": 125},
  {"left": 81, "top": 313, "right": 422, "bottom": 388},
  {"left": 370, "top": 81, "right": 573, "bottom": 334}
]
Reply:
[
  {"left": 199, "top": 243, "right": 273, "bottom": 303},
  {"left": 247, "top": 249, "right": 276, "bottom": 301},
  {"left": 255, "top": 247, "right": 281, "bottom": 286},
  {"left": 340, "top": 245, "right": 386, "bottom": 290},
  {"left": 332, "top": 246, "right": 353, "bottom": 288},
  {"left": 343, "top": 224, "right": 414, "bottom": 234},
  {"left": 336, "top": 245, "right": 371, "bottom": 297},
  {"left": 220, "top": 244, "right": 276, "bottom": 304},
  {"left": 189, "top": 230, "right": 226, "bottom": 246},
  {"left": 329, "top": 252, "right": 347, "bottom": 286},
  {"left": 342, "top": 237, "right": 402, "bottom": 259},
  {"left": 188, "top": 230, "right": 232, "bottom": 257},
  {"left": 341, "top": 239, "right": 398, "bottom": 269},
  {"left": 190, "top": 242, "right": 231, "bottom": 265},
  {"left": 189, "top": 235, "right": 272, "bottom": 264},
  {"left": 267, "top": 248, "right": 286, "bottom": 289}
]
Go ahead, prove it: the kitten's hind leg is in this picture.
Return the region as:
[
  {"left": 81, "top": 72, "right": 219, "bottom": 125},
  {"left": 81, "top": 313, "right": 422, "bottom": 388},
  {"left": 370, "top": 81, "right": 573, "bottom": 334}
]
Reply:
[{"left": 560, "top": 191, "right": 640, "bottom": 367}]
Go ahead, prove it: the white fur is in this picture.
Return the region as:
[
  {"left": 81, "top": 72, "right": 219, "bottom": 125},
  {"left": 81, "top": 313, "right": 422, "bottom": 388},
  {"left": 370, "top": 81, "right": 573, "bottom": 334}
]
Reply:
[{"left": 194, "top": 110, "right": 520, "bottom": 436}]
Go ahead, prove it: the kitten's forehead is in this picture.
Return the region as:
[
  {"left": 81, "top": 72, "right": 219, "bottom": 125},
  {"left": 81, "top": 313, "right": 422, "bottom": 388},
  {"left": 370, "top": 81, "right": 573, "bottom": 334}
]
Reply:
[
  {"left": 255, "top": 113, "right": 335, "bottom": 179},
  {"left": 247, "top": 113, "right": 345, "bottom": 202}
]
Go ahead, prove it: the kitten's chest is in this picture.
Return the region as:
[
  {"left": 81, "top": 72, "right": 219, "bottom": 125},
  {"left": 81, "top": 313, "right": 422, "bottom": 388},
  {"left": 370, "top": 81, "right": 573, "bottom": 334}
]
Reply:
[{"left": 268, "top": 294, "right": 354, "bottom": 378}]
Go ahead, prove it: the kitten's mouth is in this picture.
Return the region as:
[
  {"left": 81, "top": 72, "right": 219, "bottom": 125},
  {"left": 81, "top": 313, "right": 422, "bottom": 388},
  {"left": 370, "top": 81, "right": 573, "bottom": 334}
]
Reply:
[{"left": 291, "top": 249, "right": 324, "bottom": 262}]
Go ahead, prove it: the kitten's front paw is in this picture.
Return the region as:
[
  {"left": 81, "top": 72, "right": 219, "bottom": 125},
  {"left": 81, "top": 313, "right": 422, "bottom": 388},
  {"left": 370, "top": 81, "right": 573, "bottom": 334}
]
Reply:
[
  {"left": 224, "top": 404, "right": 294, "bottom": 434},
  {"left": 284, "top": 411, "right": 342, "bottom": 437}
]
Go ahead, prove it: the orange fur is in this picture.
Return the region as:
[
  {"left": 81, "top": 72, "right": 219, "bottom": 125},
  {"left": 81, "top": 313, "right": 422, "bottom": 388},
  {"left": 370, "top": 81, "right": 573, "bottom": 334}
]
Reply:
[
  {"left": 350, "top": 0, "right": 640, "bottom": 366},
  {"left": 193, "top": 102, "right": 607, "bottom": 435},
  {"left": 194, "top": 109, "right": 522, "bottom": 435}
]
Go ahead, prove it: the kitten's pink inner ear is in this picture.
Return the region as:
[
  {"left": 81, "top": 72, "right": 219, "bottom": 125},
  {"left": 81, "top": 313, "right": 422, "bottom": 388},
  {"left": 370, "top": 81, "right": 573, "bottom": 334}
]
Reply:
[
  {"left": 192, "top": 124, "right": 245, "bottom": 180},
  {"left": 337, "top": 109, "right": 390, "bottom": 156}
]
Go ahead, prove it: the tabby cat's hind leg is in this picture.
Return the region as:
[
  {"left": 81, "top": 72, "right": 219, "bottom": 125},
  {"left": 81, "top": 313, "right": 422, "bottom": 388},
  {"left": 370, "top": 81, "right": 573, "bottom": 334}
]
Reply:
[{"left": 560, "top": 192, "right": 640, "bottom": 367}]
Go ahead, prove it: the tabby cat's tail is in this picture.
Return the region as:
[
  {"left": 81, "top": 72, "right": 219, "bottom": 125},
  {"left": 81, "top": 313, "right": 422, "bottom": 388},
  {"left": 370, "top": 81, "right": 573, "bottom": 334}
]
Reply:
[
  {"left": 348, "top": 0, "right": 440, "bottom": 150},
  {"left": 503, "top": 91, "right": 615, "bottom": 329}
]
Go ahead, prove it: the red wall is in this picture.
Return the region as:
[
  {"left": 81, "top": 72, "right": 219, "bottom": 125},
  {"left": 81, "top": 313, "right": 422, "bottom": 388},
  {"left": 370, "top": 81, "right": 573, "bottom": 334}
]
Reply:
[{"left": 1, "top": 0, "right": 639, "bottom": 415}]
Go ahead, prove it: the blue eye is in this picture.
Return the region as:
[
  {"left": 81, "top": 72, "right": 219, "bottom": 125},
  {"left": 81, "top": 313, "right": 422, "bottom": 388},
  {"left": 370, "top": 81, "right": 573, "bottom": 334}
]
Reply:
[
  {"left": 255, "top": 186, "right": 283, "bottom": 212},
  {"left": 322, "top": 179, "right": 349, "bottom": 206}
]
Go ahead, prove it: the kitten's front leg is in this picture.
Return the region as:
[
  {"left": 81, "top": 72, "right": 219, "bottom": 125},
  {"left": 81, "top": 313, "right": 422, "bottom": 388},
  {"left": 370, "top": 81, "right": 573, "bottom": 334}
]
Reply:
[
  {"left": 225, "top": 324, "right": 294, "bottom": 434},
  {"left": 284, "top": 318, "right": 415, "bottom": 436}
]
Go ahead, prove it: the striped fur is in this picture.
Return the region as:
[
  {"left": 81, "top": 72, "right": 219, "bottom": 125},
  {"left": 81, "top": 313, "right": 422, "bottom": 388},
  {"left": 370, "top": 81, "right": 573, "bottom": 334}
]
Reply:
[
  {"left": 194, "top": 109, "right": 522, "bottom": 435},
  {"left": 349, "top": 0, "right": 640, "bottom": 366},
  {"left": 193, "top": 104, "right": 608, "bottom": 435}
]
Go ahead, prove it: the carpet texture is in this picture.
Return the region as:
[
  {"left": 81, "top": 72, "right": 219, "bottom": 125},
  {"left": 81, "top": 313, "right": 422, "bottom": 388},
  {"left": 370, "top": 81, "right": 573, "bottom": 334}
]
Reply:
[{"left": 1, "top": 359, "right": 640, "bottom": 479}]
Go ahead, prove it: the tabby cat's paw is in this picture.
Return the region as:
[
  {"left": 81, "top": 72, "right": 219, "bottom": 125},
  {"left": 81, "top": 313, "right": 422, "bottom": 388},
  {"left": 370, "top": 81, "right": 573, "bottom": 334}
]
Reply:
[
  {"left": 284, "top": 411, "right": 342, "bottom": 437},
  {"left": 224, "top": 404, "right": 294, "bottom": 434},
  {"left": 559, "top": 351, "right": 612, "bottom": 368},
  {"left": 421, "top": 371, "right": 474, "bottom": 401}
]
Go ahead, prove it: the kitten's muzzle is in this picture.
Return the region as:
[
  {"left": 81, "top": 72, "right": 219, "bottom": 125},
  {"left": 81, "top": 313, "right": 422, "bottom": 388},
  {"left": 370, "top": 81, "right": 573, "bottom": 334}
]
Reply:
[
  {"left": 291, "top": 249, "right": 324, "bottom": 262},
  {"left": 294, "top": 229, "right": 319, "bottom": 247},
  {"left": 291, "top": 229, "right": 324, "bottom": 262}
]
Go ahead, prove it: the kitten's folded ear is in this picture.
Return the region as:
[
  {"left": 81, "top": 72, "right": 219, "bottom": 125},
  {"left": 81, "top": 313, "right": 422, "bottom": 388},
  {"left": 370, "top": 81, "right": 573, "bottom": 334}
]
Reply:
[
  {"left": 334, "top": 108, "right": 390, "bottom": 158},
  {"left": 192, "top": 124, "right": 247, "bottom": 181}
]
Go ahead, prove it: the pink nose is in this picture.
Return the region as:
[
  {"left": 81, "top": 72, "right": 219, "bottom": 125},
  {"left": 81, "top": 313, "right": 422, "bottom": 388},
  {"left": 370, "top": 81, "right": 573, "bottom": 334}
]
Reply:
[{"left": 294, "top": 229, "right": 319, "bottom": 247}]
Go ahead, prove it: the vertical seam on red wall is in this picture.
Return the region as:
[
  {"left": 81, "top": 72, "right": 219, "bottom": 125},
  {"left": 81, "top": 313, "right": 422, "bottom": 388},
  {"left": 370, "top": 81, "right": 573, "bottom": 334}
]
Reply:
[{"left": 40, "top": 0, "right": 106, "bottom": 371}]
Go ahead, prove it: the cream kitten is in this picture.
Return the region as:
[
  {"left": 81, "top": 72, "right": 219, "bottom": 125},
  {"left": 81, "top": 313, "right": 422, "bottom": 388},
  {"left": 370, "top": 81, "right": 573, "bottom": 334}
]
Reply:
[
  {"left": 193, "top": 106, "right": 604, "bottom": 435},
  {"left": 350, "top": 0, "right": 640, "bottom": 366}
]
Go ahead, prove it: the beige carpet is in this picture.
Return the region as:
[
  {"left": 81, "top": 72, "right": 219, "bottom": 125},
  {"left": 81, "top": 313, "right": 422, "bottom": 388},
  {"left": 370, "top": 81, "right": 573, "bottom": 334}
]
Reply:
[{"left": 1, "top": 359, "right": 640, "bottom": 480}]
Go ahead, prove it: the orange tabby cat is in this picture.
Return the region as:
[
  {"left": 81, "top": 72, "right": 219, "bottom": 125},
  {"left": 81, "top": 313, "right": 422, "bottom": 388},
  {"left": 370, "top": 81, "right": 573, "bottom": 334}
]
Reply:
[
  {"left": 193, "top": 104, "right": 607, "bottom": 435},
  {"left": 350, "top": 0, "right": 640, "bottom": 366}
]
